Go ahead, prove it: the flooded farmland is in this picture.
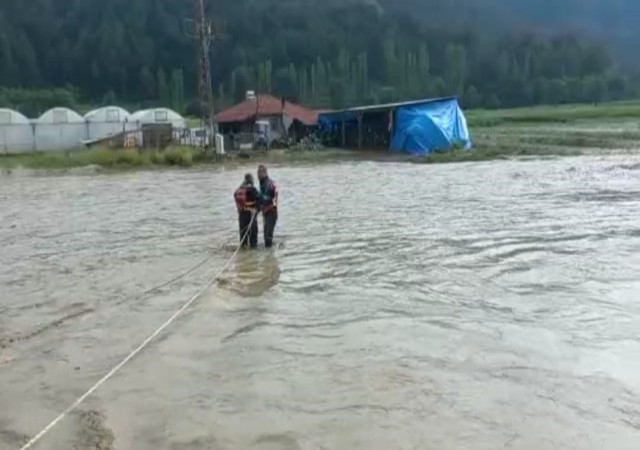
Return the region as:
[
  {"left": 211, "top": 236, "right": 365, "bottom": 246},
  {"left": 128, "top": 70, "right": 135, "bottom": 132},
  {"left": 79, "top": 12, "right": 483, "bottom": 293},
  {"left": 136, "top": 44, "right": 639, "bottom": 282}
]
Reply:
[{"left": 1, "top": 156, "right": 640, "bottom": 450}]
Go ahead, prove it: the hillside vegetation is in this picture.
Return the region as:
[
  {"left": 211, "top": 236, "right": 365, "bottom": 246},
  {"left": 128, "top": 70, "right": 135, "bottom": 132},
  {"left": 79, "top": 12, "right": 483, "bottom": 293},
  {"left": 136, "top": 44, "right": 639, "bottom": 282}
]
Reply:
[{"left": 0, "top": 0, "right": 637, "bottom": 116}]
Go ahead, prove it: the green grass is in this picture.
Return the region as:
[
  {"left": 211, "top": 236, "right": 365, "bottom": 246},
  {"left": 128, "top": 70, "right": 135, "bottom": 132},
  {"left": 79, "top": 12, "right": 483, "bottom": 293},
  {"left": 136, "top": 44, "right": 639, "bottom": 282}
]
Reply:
[
  {"left": 462, "top": 100, "right": 640, "bottom": 160},
  {"left": 0, "top": 147, "right": 199, "bottom": 171},
  {"left": 185, "top": 117, "right": 202, "bottom": 128},
  {"left": 466, "top": 100, "right": 640, "bottom": 127}
]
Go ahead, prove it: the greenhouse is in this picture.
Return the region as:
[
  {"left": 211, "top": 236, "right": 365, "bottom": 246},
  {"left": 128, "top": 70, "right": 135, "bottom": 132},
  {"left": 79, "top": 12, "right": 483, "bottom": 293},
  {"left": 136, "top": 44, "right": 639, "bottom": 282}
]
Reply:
[
  {"left": 0, "top": 109, "right": 34, "bottom": 154},
  {"left": 34, "top": 108, "right": 87, "bottom": 151},
  {"left": 130, "top": 108, "right": 186, "bottom": 128},
  {"left": 84, "top": 106, "right": 131, "bottom": 141}
]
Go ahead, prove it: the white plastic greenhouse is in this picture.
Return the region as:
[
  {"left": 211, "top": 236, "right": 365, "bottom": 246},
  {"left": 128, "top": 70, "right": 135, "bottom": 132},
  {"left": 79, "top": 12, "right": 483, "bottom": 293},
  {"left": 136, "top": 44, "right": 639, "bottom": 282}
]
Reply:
[
  {"left": 0, "top": 105, "right": 190, "bottom": 153},
  {"left": 84, "top": 106, "right": 132, "bottom": 141},
  {"left": 34, "top": 108, "right": 87, "bottom": 151},
  {"left": 0, "top": 109, "right": 34, "bottom": 154},
  {"left": 131, "top": 108, "right": 186, "bottom": 129}
]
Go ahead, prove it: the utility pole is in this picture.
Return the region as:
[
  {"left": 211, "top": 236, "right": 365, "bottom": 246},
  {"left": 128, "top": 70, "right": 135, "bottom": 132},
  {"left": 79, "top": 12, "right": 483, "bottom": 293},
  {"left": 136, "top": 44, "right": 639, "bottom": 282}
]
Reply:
[{"left": 186, "top": 0, "right": 224, "bottom": 154}]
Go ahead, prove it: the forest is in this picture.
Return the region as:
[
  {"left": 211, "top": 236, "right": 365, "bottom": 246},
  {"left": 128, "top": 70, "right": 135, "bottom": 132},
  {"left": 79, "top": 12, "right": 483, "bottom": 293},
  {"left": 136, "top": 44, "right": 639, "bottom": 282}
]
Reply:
[{"left": 0, "top": 0, "right": 637, "bottom": 116}]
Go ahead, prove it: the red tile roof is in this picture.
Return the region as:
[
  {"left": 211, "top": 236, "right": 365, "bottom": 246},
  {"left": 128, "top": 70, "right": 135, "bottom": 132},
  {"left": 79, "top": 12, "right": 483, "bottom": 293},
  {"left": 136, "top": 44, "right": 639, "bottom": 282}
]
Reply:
[{"left": 215, "top": 94, "right": 318, "bottom": 126}]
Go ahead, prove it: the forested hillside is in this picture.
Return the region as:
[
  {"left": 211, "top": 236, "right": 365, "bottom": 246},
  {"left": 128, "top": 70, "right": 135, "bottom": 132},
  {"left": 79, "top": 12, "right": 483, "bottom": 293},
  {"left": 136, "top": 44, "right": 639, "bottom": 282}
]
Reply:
[{"left": 0, "top": 0, "right": 637, "bottom": 116}]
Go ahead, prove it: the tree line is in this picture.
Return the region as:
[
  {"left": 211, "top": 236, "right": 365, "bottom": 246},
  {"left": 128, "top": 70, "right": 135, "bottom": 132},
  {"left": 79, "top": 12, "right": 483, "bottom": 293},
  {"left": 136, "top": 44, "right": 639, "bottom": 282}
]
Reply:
[
  {"left": 223, "top": 36, "right": 628, "bottom": 110},
  {"left": 0, "top": 0, "right": 634, "bottom": 116}
]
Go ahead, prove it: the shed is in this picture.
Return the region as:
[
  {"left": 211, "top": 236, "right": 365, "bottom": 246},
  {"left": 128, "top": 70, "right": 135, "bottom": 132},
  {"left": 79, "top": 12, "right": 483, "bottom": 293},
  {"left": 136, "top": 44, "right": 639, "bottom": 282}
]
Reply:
[
  {"left": 318, "top": 97, "right": 472, "bottom": 155},
  {"left": 34, "top": 107, "right": 87, "bottom": 151},
  {"left": 0, "top": 109, "right": 34, "bottom": 154},
  {"left": 84, "top": 106, "right": 131, "bottom": 141}
]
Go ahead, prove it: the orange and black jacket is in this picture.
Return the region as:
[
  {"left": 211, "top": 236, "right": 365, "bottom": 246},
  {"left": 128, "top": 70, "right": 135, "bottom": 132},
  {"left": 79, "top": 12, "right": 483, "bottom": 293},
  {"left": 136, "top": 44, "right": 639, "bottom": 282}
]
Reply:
[{"left": 234, "top": 183, "right": 260, "bottom": 213}]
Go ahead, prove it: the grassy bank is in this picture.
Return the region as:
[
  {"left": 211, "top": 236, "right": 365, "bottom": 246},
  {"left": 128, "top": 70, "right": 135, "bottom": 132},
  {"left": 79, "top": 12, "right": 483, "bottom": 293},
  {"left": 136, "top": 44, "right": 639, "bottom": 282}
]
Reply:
[
  {"left": 466, "top": 100, "right": 640, "bottom": 127},
  {"left": 467, "top": 100, "right": 640, "bottom": 161},
  {"left": 2, "top": 100, "right": 640, "bottom": 172},
  {"left": 0, "top": 147, "right": 200, "bottom": 171},
  {"left": 0, "top": 146, "right": 364, "bottom": 172}
]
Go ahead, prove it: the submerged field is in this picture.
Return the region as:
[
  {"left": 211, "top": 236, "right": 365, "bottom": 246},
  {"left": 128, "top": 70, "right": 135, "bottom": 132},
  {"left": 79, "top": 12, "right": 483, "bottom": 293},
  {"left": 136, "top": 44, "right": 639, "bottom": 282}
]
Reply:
[{"left": 2, "top": 101, "right": 640, "bottom": 171}]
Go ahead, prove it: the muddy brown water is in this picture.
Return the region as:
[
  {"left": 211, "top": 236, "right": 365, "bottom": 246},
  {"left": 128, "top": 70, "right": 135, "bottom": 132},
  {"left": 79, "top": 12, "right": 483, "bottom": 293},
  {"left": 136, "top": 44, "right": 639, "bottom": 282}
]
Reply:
[{"left": 1, "top": 157, "right": 640, "bottom": 450}]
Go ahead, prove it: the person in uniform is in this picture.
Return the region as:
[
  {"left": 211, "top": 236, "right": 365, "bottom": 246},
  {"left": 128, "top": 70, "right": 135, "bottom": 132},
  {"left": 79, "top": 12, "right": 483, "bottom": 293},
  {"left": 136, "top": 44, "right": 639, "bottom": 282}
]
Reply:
[
  {"left": 233, "top": 173, "right": 260, "bottom": 249},
  {"left": 257, "top": 165, "right": 279, "bottom": 248}
]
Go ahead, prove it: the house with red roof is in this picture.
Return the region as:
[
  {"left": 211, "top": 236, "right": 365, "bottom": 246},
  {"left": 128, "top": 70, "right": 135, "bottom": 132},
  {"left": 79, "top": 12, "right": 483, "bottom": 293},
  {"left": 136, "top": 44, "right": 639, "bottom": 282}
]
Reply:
[{"left": 215, "top": 92, "right": 319, "bottom": 149}]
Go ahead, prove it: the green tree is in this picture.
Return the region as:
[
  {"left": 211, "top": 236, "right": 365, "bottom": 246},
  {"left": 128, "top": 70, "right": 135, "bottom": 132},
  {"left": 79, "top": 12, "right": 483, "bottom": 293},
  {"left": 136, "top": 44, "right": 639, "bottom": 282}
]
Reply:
[
  {"left": 257, "top": 63, "right": 268, "bottom": 92},
  {"left": 171, "top": 69, "right": 185, "bottom": 112},
  {"left": 274, "top": 67, "right": 296, "bottom": 100},
  {"left": 287, "top": 64, "right": 299, "bottom": 100},
  {"left": 486, "top": 93, "right": 501, "bottom": 109},
  {"left": 547, "top": 78, "right": 567, "bottom": 105},
  {"left": 383, "top": 36, "right": 398, "bottom": 86},
  {"left": 355, "top": 52, "right": 369, "bottom": 103},
  {"left": 102, "top": 90, "right": 116, "bottom": 106},
  {"left": 445, "top": 44, "right": 467, "bottom": 96},
  {"left": 231, "top": 67, "right": 250, "bottom": 103},
  {"left": 139, "top": 67, "right": 156, "bottom": 101},
  {"left": 265, "top": 60, "right": 273, "bottom": 93},
  {"left": 464, "top": 85, "right": 482, "bottom": 109},
  {"left": 217, "top": 83, "right": 226, "bottom": 109},
  {"left": 329, "top": 77, "right": 347, "bottom": 109},
  {"left": 298, "top": 67, "right": 309, "bottom": 103},
  {"left": 0, "top": 0, "right": 633, "bottom": 111},
  {"left": 583, "top": 75, "right": 607, "bottom": 105},
  {"left": 157, "top": 68, "right": 171, "bottom": 106},
  {"left": 0, "top": 34, "right": 17, "bottom": 86}
]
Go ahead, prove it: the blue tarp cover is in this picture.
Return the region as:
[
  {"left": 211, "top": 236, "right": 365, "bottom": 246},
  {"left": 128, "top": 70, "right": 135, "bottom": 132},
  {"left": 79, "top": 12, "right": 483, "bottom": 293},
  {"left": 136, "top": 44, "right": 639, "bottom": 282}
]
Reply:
[
  {"left": 317, "top": 111, "right": 358, "bottom": 128},
  {"left": 390, "top": 98, "right": 471, "bottom": 155}
]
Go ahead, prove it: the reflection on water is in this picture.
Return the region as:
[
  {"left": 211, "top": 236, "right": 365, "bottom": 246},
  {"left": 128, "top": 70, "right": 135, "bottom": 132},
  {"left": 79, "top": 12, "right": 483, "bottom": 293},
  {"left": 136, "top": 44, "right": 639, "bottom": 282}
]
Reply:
[
  {"left": 219, "top": 248, "right": 281, "bottom": 297},
  {"left": 1, "top": 156, "right": 640, "bottom": 449}
]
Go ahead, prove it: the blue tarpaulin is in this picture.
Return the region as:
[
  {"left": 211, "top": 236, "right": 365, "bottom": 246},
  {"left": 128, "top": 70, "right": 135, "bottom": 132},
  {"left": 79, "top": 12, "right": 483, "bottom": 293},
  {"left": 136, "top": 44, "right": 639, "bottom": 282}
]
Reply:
[
  {"left": 390, "top": 98, "right": 471, "bottom": 155},
  {"left": 317, "top": 111, "right": 358, "bottom": 128},
  {"left": 317, "top": 97, "right": 472, "bottom": 155}
]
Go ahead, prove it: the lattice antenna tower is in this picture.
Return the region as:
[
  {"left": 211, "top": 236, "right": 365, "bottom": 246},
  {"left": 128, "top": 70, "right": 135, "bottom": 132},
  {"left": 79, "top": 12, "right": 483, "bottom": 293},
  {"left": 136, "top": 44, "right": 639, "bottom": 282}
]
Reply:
[{"left": 185, "top": 0, "right": 224, "bottom": 151}]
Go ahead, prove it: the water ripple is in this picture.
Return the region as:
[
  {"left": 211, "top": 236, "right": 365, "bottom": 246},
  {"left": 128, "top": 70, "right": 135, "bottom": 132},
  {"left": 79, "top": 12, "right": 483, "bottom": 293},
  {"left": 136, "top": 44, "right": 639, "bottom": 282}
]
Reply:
[{"left": 2, "top": 156, "right": 640, "bottom": 449}]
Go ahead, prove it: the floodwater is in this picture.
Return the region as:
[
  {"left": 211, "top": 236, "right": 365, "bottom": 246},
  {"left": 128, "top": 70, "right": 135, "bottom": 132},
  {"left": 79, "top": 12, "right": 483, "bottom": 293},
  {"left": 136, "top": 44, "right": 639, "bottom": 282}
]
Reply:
[{"left": 1, "top": 156, "right": 640, "bottom": 450}]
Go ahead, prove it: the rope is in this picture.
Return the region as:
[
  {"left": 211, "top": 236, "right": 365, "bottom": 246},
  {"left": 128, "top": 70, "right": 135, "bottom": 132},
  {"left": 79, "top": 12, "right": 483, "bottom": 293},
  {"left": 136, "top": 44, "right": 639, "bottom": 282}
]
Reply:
[
  {"left": 18, "top": 212, "right": 258, "bottom": 450},
  {"left": 142, "top": 254, "right": 214, "bottom": 295}
]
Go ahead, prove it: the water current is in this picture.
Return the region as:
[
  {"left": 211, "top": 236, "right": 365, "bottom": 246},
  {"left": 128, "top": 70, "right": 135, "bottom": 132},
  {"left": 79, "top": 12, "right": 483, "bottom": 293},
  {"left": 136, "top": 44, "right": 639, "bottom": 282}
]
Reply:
[{"left": 1, "top": 156, "right": 640, "bottom": 449}]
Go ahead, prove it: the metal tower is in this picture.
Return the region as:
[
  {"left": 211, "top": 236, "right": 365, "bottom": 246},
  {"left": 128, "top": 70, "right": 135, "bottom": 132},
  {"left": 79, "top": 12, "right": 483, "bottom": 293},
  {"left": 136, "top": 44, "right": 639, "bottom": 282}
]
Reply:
[{"left": 187, "top": 0, "right": 223, "bottom": 153}]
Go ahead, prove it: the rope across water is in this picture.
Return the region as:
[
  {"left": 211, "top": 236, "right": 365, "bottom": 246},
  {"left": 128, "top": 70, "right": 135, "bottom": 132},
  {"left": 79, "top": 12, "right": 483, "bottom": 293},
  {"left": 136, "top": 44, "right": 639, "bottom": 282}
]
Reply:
[{"left": 18, "top": 212, "right": 258, "bottom": 450}]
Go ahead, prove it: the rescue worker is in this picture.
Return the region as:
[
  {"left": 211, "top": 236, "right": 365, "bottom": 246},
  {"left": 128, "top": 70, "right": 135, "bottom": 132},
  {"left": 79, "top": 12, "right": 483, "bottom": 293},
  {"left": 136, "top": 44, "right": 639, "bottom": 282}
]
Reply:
[
  {"left": 233, "top": 173, "right": 260, "bottom": 249},
  {"left": 257, "top": 165, "right": 279, "bottom": 248}
]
